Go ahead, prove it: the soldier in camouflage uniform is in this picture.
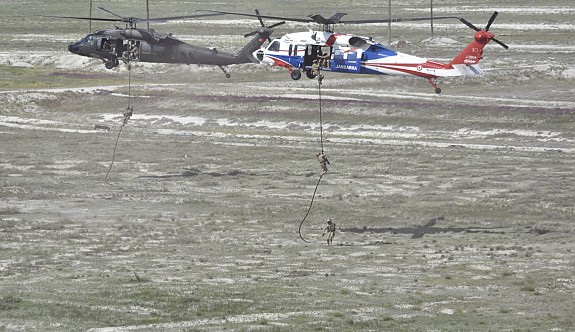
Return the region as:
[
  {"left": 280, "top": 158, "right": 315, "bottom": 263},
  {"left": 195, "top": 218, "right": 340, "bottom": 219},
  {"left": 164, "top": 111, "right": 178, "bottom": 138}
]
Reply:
[
  {"left": 316, "top": 151, "right": 330, "bottom": 176},
  {"left": 322, "top": 219, "right": 336, "bottom": 245},
  {"left": 122, "top": 106, "right": 133, "bottom": 127}
]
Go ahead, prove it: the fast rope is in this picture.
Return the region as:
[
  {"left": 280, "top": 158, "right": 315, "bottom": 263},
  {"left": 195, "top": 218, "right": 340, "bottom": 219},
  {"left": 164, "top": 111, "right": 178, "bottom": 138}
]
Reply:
[
  {"left": 298, "top": 71, "right": 326, "bottom": 242},
  {"left": 105, "top": 64, "right": 133, "bottom": 180},
  {"left": 298, "top": 175, "right": 322, "bottom": 243}
]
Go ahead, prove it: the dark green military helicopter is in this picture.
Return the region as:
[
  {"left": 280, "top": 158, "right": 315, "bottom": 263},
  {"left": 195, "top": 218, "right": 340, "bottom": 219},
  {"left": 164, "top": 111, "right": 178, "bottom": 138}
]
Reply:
[{"left": 53, "top": 7, "right": 284, "bottom": 77}]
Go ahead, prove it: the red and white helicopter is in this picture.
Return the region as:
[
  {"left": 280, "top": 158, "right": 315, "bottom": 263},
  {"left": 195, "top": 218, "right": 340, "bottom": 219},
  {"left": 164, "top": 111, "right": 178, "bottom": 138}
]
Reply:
[{"left": 206, "top": 10, "right": 508, "bottom": 94}]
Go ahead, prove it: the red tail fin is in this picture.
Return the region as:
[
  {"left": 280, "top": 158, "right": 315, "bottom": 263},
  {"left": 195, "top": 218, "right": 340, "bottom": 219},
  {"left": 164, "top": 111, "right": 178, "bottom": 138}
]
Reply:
[{"left": 449, "top": 31, "right": 494, "bottom": 66}]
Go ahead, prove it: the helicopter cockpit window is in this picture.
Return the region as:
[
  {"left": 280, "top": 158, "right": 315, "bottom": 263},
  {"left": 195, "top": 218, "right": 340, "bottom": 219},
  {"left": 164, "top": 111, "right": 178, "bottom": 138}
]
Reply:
[
  {"left": 348, "top": 37, "right": 367, "bottom": 48},
  {"left": 78, "top": 35, "right": 96, "bottom": 47},
  {"left": 267, "top": 41, "right": 280, "bottom": 52}
]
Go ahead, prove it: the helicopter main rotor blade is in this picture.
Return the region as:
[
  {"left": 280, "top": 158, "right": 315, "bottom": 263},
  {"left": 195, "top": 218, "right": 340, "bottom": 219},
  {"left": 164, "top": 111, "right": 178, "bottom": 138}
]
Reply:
[
  {"left": 42, "top": 15, "right": 123, "bottom": 22},
  {"left": 268, "top": 21, "right": 285, "bottom": 29},
  {"left": 340, "top": 15, "right": 460, "bottom": 24},
  {"left": 97, "top": 6, "right": 224, "bottom": 23},
  {"left": 97, "top": 7, "right": 124, "bottom": 19},
  {"left": 140, "top": 12, "right": 225, "bottom": 23},
  {"left": 46, "top": 11, "right": 224, "bottom": 25},
  {"left": 200, "top": 10, "right": 461, "bottom": 26},
  {"left": 485, "top": 11, "right": 498, "bottom": 31},
  {"left": 198, "top": 10, "right": 314, "bottom": 23}
]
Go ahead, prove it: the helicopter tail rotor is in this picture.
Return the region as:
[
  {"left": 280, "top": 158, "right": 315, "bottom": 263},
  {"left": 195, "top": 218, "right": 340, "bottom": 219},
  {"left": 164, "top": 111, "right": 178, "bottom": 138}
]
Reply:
[
  {"left": 255, "top": 9, "right": 265, "bottom": 29},
  {"left": 460, "top": 11, "right": 508, "bottom": 49},
  {"left": 484, "top": 11, "right": 498, "bottom": 31},
  {"left": 243, "top": 9, "right": 285, "bottom": 41}
]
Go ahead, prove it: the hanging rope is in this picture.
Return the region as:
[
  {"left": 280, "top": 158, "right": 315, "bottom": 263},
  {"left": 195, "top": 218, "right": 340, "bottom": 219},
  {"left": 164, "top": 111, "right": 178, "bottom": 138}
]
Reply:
[
  {"left": 318, "top": 75, "right": 324, "bottom": 153},
  {"left": 298, "top": 72, "right": 327, "bottom": 242},
  {"left": 298, "top": 175, "right": 322, "bottom": 243},
  {"left": 105, "top": 124, "right": 124, "bottom": 180},
  {"left": 105, "top": 64, "right": 133, "bottom": 180}
]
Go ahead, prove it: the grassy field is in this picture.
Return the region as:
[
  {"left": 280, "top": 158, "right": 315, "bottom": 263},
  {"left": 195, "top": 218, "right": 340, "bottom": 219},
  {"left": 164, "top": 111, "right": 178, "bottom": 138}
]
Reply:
[{"left": 1, "top": 0, "right": 574, "bottom": 331}]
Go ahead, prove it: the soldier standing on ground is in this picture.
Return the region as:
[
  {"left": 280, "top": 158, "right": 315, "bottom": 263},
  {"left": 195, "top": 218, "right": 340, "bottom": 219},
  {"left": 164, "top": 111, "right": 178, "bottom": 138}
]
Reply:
[{"left": 323, "top": 219, "right": 336, "bottom": 245}]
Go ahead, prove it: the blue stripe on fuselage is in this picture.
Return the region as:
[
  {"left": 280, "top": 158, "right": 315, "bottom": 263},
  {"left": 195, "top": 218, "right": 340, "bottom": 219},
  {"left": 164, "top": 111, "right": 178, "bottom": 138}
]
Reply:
[
  {"left": 358, "top": 44, "right": 397, "bottom": 74},
  {"left": 276, "top": 54, "right": 302, "bottom": 68},
  {"left": 365, "top": 44, "right": 397, "bottom": 59}
]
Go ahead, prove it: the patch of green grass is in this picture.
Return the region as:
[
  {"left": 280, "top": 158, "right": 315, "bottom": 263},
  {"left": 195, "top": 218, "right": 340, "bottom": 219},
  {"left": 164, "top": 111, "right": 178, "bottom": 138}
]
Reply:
[
  {"left": 0, "top": 65, "right": 124, "bottom": 90},
  {"left": 0, "top": 295, "right": 22, "bottom": 310},
  {"left": 0, "top": 206, "right": 21, "bottom": 215}
]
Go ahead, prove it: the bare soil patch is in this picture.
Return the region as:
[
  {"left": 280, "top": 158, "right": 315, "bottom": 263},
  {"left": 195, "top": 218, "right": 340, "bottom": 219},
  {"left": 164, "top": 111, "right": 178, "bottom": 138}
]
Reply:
[{"left": 1, "top": 1, "right": 574, "bottom": 330}]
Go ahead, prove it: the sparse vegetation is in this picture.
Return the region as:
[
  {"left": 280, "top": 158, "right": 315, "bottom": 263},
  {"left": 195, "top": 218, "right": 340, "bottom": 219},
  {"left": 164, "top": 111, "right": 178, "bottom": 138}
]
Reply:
[{"left": 0, "top": 0, "right": 574, "bottom": 331}]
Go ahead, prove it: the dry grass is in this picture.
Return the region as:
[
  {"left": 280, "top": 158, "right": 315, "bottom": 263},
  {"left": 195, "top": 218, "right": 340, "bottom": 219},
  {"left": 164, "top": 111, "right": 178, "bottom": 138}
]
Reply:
[{"left": 1, "top": 1, "right": 574, "bottom": 331}]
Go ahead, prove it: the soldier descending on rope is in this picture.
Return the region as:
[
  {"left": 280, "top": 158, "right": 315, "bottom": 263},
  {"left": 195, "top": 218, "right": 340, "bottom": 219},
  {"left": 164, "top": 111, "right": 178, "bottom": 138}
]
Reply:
[
  {"left": 311, "top": 59, "right": 324, "bottom": 85},
  {"left": 322, "top": 218, "right": 336, "bottom": 245},
  {"left": 122, "top": 106, "right": 133, "bottom": 126},
  {"left": 316, "top": 151, "right": 330, "bottom": 177}
]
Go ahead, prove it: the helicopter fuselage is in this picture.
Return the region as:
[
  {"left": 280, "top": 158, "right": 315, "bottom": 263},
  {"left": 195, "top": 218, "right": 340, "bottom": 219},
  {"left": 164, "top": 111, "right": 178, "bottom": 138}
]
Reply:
[
  {"left": 68, "top": 27, "right": 269, "bottom": 72},
  {"left": 253, "top": 30, "right": 484, "bottom": 80},
  {"left": 251, "top": 29, "right": 492, "bottom": 93}
]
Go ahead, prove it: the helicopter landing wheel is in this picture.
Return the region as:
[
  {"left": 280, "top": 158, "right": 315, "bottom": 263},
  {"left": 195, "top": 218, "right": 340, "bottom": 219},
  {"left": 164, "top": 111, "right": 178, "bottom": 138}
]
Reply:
[
  {"left": 114, "top": 58, "right": 120, "bottom": 67},
  {"left": 104, "top": 61, "right": 115, "bottom": 70},
  {"left": 427, "top": 78, "right": 441, "bottom": 94},
  {"left": 305, "top": 69, "right": 317, "bottom": 79},
  {"left": 290, "top": 69, "right": 302, "bottom": 81},
  {"left": 225, "top": 73, "right": 231, "bottom": 79}
]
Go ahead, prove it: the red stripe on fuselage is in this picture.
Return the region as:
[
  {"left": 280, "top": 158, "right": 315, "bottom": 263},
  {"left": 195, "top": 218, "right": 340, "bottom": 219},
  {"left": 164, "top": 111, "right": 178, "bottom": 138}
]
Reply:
[
  {"left": 268, "top": 55, "right": 292, "bottom": 69},
  {"left": 325, "top": 34, "right": 337, "bottom": 46},
  {"left": 364, "top": 61, "right": 447, "bottom": 78}
]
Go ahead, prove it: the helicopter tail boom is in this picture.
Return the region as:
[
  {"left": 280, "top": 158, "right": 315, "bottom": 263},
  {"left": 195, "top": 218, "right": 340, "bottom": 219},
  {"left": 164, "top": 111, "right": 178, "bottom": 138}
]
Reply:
[
  {"left": 449, "top": 11, "right": 508, "bottom": 67},
  {"left": 448, "top": 30, "right": 494, "bottom": 66},
  {"left": 234, "top": 28, "right": 274, "bottom": 63}
]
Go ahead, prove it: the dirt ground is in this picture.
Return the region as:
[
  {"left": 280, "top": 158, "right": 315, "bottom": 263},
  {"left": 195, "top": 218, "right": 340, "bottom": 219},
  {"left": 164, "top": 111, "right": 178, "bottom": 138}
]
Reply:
[{"left": 1, "top": 1, "right": 574, "bottom": 331}]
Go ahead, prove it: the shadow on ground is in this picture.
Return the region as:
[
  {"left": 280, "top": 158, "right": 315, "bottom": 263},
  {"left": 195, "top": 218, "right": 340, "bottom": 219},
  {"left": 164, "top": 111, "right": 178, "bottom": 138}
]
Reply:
[{"left": 341, "top": 216, "right": 507, "bottom": 239}]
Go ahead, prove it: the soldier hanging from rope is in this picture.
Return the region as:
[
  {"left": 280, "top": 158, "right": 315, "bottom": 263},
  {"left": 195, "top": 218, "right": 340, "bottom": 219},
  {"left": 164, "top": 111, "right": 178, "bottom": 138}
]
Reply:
[
  {"left": 316, "top": 150, "right": 330, "bottom": 177},
  {"left": 122, "top": 105, "right": 133, "bottom": 127},
  {"left": 311, "top": 60, "right": 324, "bottom": 85},
  {"left": 105, "top": 63, "right": 134, "bottom": 181}
]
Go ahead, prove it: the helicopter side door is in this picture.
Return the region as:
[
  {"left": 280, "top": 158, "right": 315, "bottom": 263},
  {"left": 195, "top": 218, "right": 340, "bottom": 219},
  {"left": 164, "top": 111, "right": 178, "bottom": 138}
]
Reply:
[
  {"left": 124, "top": 40, "right": 141, "bottom": 61},
  {"left": 138, "top": 41, "right": 168, "bottom": 63},
  {"left": 303, "top": 45, "right": 332, "bottom": 69},
  {"left": 303, "top": 45, "right": 320, "bottom": 68}
]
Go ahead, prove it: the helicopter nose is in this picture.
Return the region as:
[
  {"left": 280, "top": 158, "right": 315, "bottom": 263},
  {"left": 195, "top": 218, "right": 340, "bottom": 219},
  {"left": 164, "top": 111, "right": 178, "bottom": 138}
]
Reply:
[
  {"left": 255, "top": 49, "right": 264, "bottom": 62},
  {"left": 68, "top": 43, "right": 79, "bottom": 54}
]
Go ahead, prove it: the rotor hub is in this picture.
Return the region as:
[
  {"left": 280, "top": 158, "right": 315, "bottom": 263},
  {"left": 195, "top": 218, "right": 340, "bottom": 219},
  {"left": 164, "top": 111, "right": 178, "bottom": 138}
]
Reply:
[{"left": 474, "top": 31, "right": 493, "bottom": 45}]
